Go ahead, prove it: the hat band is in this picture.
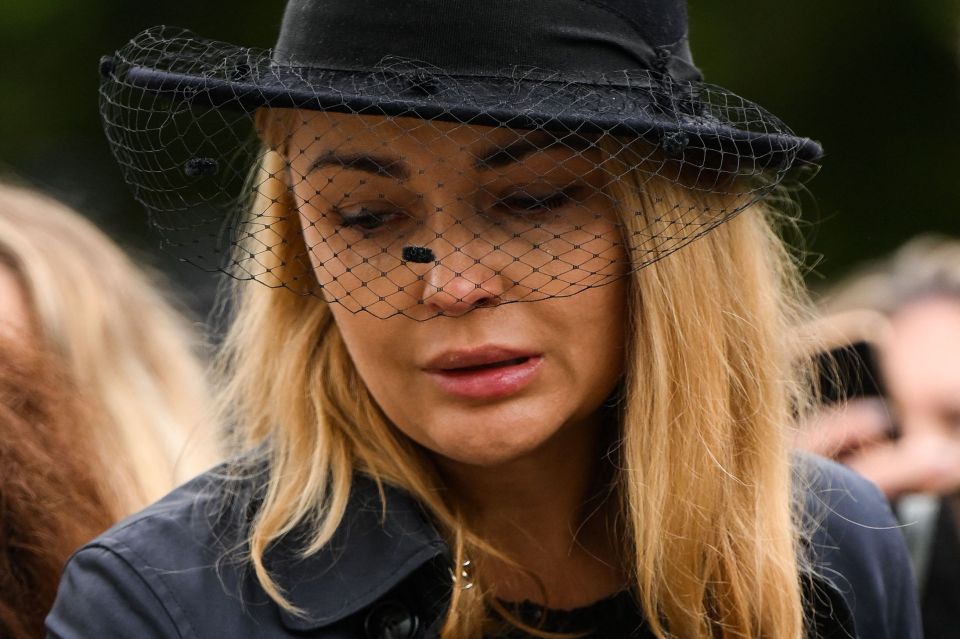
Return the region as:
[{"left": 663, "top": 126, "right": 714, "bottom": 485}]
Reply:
[{"left": 275, "top": 0, "right": 702, "bottom": 82}]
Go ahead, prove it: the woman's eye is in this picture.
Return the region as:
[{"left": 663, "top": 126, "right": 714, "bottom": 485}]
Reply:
[
  {"left": 495, "top": 187, "right": 585, "bottom": 214},
  {"left": 337, "top": 207, "right": 398, "bottom": 231}
]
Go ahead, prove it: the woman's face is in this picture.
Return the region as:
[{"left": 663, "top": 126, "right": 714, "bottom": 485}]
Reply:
[
  {"left": 884, "top": 297, "right": 960, "bottom": 441},
  {"left": 286, "top": 112, "right": 628, "bottom": 465}
]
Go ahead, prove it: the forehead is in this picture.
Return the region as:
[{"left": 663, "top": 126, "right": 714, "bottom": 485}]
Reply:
[
  {"left": 884, "top": 297, "right": 960, "bottom": 402},
  {"left": 286, "top": 109, "right": 557, "bottom": 154}
]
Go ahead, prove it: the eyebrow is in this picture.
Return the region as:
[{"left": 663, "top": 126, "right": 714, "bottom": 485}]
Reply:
[
  {"left": 309, "top": 152, "right": 409, "bottom": 180},
  {"left": 308, "top": 133, "right": 598, "bottom": 179},
  {"left": 473, "top": 133, "right": 597, "bottom": 170}
]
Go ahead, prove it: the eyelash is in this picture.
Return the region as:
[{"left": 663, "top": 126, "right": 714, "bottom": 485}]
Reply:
[
  {"left": 335, "top": 186, "right": 585, "bottom": 233},
  {"left": 494, "top": 187, "right": 583, "bottom": 214},
  {"left": 337, "top": 207, "right": 398, "bottom": 231}
]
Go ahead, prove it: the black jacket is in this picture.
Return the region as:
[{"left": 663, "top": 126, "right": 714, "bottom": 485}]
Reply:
[{"left": 46, "top": 455, "right": 921, "bottom": 638}]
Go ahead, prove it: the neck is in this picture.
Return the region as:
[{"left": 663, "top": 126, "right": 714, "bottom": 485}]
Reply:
[{"left": 434, "top": 409, "right": 625, "bottom": 608}]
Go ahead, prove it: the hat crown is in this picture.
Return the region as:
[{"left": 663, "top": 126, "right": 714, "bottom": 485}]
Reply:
[{"left": 275, "top": 0, "right": 700, "bottom": 81}]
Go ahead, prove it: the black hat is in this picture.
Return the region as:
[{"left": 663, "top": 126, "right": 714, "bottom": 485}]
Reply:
[
  {"left": 106, "top": 0, "right": 820, "bottom": 167},
  {"left": 99, "top": 0, "right": 822, "bottom": 320}
]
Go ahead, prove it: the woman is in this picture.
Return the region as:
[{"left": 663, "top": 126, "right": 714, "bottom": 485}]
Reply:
[
  {"left": 0, "top": 184, "right": 217, "bottom": 514},
  {"left": 49, "top": 1, "right": 918, "bottom": 637}
]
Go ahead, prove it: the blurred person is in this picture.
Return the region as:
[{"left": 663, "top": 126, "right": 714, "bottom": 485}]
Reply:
[
  {"left": 800, "top": 235, "right": 960, "bottom": 638},
  {"left": 0, "top": 182, "right": 219, "bottom": 515},
  {"left": 809, "top": 236, "right": 960, "bottom": 496},
  {"left": 0, "top": 339, "right": 117, "bottom": 639}
]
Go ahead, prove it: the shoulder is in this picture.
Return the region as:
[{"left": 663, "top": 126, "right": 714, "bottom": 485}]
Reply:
[
  {"left": 795, "top": 453, "right": 922, "bottom": 639},
  {"left": 47, "top": 464, "right": 449, "bottom": 639},
  {"left": 46, "top": 464, "right": 272, "bottom": 639},
  {"left": 797, "top": 453, "right": 909, "bottom": 578}
]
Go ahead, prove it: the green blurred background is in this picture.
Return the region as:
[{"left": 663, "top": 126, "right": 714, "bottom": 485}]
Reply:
[{"left": 1, "top": 1, "right": 958, "bottom": 314}]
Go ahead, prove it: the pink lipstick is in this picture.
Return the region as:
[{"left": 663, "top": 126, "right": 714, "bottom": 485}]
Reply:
[{"left": 423, "top": 347, "right": 543, "bottom": 400}]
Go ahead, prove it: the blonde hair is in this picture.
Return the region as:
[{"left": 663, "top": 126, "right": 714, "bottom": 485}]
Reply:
[
  {"left": 0, "top": 183, "right": 219, "bottom": 514},
  {"left": 217, "top": 115, "right": 815, "bottom": 638},
  {"left": 820, "top": 234, "right": 960, "bottom": 315}
]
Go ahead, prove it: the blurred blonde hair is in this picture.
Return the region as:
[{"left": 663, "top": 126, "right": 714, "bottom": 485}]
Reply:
[
  {"left": 217, "top": 113, "right": 815, "bottom": 638},
  {"left": 805, "top": 235, "right": 960, "bottom": 354},
  {"left": 820, "top": 234, "right": 960, "bottom": 315},
  {"left": 0, "top": 183, "right": 219, "bottom": 514}
]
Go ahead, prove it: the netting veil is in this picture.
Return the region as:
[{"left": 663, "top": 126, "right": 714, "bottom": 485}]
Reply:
[{"left": 99, "top": 26, "right": 820, "bottom": 320}]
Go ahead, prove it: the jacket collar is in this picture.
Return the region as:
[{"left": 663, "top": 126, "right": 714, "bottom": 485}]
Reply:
[
  {"left": 263, "top": 474, "right": 450, "bottom": 631},
  {"left": 258, "top": 470, "right": 855, "bottom": 635}
]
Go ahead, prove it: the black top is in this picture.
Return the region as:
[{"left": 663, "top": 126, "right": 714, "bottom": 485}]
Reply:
[
  {"left": 919, "top": 496, "right": 960, "bottom": 638},
  {"left": 46, "top": 454, "right": 920, "bottom": 639},
  {"left": 498, "top": 590, "right": 651, "bottom": 637},
  {"left": 499, "top": 584, "right": 860, "bottom": 639}
]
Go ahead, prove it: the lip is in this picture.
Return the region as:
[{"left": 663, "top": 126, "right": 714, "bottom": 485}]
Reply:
[{"left": 423, "top": 346, "right": 544, "bottom": 400}]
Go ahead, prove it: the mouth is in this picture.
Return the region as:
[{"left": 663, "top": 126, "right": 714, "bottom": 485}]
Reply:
[
  {"left": 424, "top": 348, "right": 543, "bottom": 400},
  {"left": 439, "top": 356, "right": 533, "bottom": 374}
]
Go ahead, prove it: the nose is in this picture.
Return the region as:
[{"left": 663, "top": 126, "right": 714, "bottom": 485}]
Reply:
[
  {"left": 419, "top": 242, "right": 509, "bottom": 316},
  {"left": 404, "top": 188, "right": 515, "bottom": 316}
]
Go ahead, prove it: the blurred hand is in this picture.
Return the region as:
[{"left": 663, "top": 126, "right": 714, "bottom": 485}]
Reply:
[
  {"left": 795, "top": 398, "right": 893, "bottom": 460},
  {"left": 796, "top": 398, "right": 960, "bottom": 499},
  {"left": 844, "top": 431, "right": 960, "bottom": 499}
]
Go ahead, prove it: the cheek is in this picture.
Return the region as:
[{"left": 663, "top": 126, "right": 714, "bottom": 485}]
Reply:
[
  {"left": 293, "top": 186, "right": 423, "bottom": 318},
  {"left": 295, "top": 197, "right": 382, "bottom": 314},
  {"left": 328, "top": 307, "right": 425, "bottom": 426},
  {"left": 561, "top": 281, "right": 629, "bottom": 401}
]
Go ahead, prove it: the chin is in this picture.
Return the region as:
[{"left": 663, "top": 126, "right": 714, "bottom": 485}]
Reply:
[
  {"left": 424, "top": 419, "right": 556, "bottom": 468},
  {"left": 438, "top": 445, "right": 536, "bottom": 468}
]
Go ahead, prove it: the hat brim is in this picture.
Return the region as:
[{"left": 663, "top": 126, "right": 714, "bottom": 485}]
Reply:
[
  {"left": 98, "top": 27, "right": 826, "bottom": 317},
  {"left": 103, "top": 28, "right": 821, "bottom": 175}
]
